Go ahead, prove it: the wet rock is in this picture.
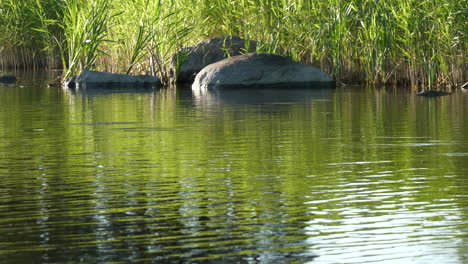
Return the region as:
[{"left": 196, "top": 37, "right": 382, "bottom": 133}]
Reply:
[
  {"left": 0, "top": 74, "right": 17, "bottom": 84},
  {"left": 192, "top": 53, "right": 333, "bottom": 90},
  {"left": 63, "top": 70, "right": 160, "bottom": 89},
  {"left": 171, "top": 36, "right": 257, "bottom": 83},
  {"left": 416, "top": 90, "right": 450, "bottom": 97}
]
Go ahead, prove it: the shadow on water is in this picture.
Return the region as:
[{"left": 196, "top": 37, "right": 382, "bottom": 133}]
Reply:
[
  {"left": 192, "top": 86, "right": 334, "bottom": 106},
  {"left": 66, "top": 86, "right": 157, "bottom": 97}
]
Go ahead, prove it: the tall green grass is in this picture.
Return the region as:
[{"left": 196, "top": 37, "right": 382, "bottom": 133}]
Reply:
[
  {"left": 0, "top": 0, "right": 466, "bottom": 88},
  {"left": 57, "top": 0, "right": 120, "bottom": 78},
  {"left": 100, "top": 0, "right": 190, "bottom": 84},
  {"left": 0, "top": 0, "right": 62, "bottom": 68}
]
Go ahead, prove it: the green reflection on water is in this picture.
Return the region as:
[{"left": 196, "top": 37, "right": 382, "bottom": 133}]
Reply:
[{"left": 0, "top": 76, "right": 467, "bottom": 263}]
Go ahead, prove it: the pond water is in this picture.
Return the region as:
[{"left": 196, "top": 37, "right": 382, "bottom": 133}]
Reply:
[{"left": 0, "top": 71, "right": 467, "bottom": 263}]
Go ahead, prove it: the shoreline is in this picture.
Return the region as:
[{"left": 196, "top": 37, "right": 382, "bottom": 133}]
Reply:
[{"left": 0, "top": 0, "right": 466, "bottom": 89}]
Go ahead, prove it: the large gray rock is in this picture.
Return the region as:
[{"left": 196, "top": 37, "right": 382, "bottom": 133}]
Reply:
[
  {"left": 63, "top": 70, "right": 160, "bottom": 89},
  {"left": 192, "top": 53, "right": 333, "bottom": 90},
  {"left": 171, "top": 36, "right": 257, "bottom": 83}
]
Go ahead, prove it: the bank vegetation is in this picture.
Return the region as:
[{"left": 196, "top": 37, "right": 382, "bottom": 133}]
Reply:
[{"left": 0, "top": 0, "right": 466, "bottom": 88}]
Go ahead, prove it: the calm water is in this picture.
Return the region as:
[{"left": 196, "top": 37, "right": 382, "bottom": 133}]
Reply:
[{"left": 0, "top": 72, "right": 467, "bottom": 264}]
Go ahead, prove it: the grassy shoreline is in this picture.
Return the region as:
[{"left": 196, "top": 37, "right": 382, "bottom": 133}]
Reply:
[{"left": 0, "top": 0, "right": 466, "bottom": 88}]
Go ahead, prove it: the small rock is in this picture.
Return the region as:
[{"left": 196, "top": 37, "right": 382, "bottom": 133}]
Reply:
[
  {"left": 416, "top": 90, "right": 450, "bottom": 97},
  {"left": 0, "top": 74, "right": 17, "bottom": 84},
  {"left": 63, "top": 70, "right": 160, "bottom": 89}
]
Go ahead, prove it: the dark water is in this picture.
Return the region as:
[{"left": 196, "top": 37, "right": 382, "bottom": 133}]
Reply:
[{"left": 0, "top": 72, "right": 467, "bottom": 264}]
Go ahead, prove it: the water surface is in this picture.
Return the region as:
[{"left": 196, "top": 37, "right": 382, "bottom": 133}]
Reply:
[{"left": 0, "top": 72, "right": 467, "bottom": 263}]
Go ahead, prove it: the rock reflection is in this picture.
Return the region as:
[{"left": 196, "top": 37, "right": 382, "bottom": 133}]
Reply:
[{"left": 192, "top": 86, "right": 333, "bottom": 106}]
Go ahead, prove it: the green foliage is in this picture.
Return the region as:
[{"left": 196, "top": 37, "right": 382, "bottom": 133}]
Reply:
[
  {"left": 0, "top": 0, "right": 63, "bottom": 68},
  {"left": 96, "top": 0, "right": 191, "bottom": 83},
  {"left": 58, "top": 0, "right": 120, "bottom": 78}
]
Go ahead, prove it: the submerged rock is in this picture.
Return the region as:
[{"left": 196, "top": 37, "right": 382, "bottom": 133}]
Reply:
[
  {"left": 0, "top": 73, "right": 17, "bottom": 84},
  {"left": 416, "top": 90, "right": 450, "bottom": 97},
  {"left": 171, "top": 36, "right": 257, "bottom": 83},
  {"left": 63, "top": 70, "right": 160, "bottom": 89},
  {"left": 192, "top": 53, "right": 333, "bottom": 90}
]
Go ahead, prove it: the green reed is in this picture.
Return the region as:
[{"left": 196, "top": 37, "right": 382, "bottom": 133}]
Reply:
[
  {"left": 102, "top": 0, "right": 190, "bottom": 84},
  {"left": 0, "top": 0, "right": 466, "bottom": 88},
  {"left": 0, "top": 0, "right": 62, "bottom": 68},
  {"left": 58, "top": 0, "right": 122, "bottom": 78}
]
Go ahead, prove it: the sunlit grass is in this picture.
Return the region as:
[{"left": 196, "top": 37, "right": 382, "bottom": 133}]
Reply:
[
  {"left": 0, "top": 0, "right": 62, "bottom": 68},
  {"left": 0, "top": 0, "right": 466, "bottom": 88}
]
